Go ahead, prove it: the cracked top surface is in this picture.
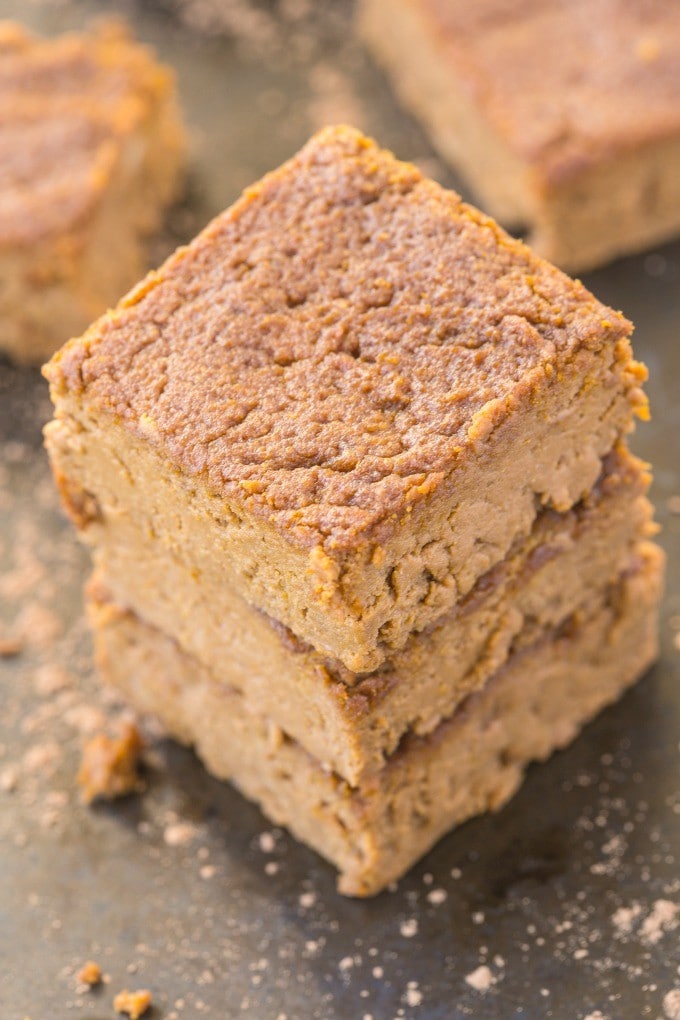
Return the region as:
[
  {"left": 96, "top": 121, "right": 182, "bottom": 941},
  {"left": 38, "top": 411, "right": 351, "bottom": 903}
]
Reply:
[
  {"left": 0, "top": 19, "right": 175, "bottom": 246},
  {"left": 46, "top": 126, "right": 635, "bottom": 551},
  {"left": 421, "top": 0, "right": 680, "bottom": 182}
]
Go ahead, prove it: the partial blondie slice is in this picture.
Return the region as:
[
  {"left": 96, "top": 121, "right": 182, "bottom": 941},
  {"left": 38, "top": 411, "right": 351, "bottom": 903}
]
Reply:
[
  {"left": 0, "top": 20, "right": 185, "bottom": 364},
  {"left": 45, "top": 126, "right": 647, "bottom": 672},
  {"left": 88, "top": 543, "right": 663, "bottom": 896},
  {"left": 71, "top": 447, "right": 655, "bottom": 785},
  {"left": 360, "top": 0, "right": 680, "bottom": 270}
]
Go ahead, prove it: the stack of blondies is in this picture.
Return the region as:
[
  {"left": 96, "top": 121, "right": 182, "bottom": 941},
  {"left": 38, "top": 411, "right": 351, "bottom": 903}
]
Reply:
[{"left": 44, "top": 126, "right": 663, "bottom": 895}]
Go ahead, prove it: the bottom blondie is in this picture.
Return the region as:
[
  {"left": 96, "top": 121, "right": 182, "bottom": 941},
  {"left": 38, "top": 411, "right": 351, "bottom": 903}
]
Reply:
[{"left": 88, "top": 544, "right": 662, "bottom": 896}]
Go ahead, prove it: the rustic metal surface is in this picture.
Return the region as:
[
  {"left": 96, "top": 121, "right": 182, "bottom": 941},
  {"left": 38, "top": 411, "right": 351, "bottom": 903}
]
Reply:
[{"left": 0, "top": 2, "right": 678, "bottom": 1017}]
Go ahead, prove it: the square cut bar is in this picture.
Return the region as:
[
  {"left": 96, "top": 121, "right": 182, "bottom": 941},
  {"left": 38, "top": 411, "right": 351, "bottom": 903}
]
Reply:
[
  {"left": 88, "top": 543, "right": 664, "bottom": 897},
  {"left": 0, "top": 19, "right": 185, "bottom": 364},
  {"left": 359, "top": 0, "right": 680, "bottom": 270},
  {"left": 44, "top": 126, "right": 648, "bottom": 673},
  {"left": 73, "top": 447, "right": 655, "bottom": 785}
]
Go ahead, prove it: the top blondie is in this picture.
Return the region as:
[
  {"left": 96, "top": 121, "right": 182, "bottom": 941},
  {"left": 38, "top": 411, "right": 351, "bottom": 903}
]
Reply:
[{"left": 46, "top": 126, "right": 647, "bottom": 669}]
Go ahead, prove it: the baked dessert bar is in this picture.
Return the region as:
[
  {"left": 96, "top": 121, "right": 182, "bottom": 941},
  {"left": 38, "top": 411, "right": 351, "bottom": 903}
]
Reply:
[
  {"left": 359, "top": 0, "right": 680, "bottom": 270},
  {"left": 0, "top": 20, "right": 185, "bottom": 364},
  {"left": 89, "top": 542, "right": 663, "bottom": 896},
  {"left": 44, "top": 126, "right": 663, "bottom": 895},
  {"left": 44, "top": 126, "right": 647, "bottom": 673}
]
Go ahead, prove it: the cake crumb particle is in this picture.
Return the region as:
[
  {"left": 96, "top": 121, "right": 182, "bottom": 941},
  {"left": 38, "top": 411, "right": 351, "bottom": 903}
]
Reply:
[
  {"left": 78, "top": 722, "right": 144, "bottom": 804},
  {"left": 404, "top": 982, "right": 422, "bottom": 1007},
  {"left": 663, "top": 989, "right": 680, "bottom": 1020},
  {"left": 0, "top": 634, "right": 23, "bottom": 657},
  {"left": 465, "top": 965, "right": 495, "bottom": 992},
  {"left": 399, "top": 918, "right": 418, "bottom": 938},
  {"left": 163, "top": 821, "right": 197, "bottom": 846},
  {"left": 0, "top": 765, "right": 18, "bottom": 792},
  {"left": 259, "top": 831, "right": 275, "bottom": 853},
  {"left": 640, "top": 899, "right": 678, "bottom": 945},
  {"left": 76, "top": 960, "right": 102, "bottom": 987},
  {"left": 113, "top": 988, "right": 152, "bottom": 1019}
]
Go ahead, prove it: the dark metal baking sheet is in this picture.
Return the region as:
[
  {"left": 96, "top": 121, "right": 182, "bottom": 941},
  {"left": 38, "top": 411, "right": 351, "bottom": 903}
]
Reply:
[{"left": 1, "top": 2, "right": 678, "bottom": 1017}]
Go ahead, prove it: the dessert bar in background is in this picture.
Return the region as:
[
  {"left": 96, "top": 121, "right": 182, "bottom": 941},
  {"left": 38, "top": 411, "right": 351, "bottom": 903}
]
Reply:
[
  {"left": 0, "top": 19, "right": 185, "bottom": 365},
  {"left": 44, "top": 126, "right": 663, "bottom": 895},
  {"left": 359, "top": 0, "right": 680, "bottom": 271}
]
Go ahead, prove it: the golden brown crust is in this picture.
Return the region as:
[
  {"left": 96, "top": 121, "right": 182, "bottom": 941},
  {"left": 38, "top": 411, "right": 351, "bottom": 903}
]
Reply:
[
  {"left": 412, "top": 0, "right": 680, "bottom": 183},
  {"left": 46, "top": 126, "right": 641, "bottom": 552},
  {"left": 0, "top": 19, "right": 179, "bottom": 247}
]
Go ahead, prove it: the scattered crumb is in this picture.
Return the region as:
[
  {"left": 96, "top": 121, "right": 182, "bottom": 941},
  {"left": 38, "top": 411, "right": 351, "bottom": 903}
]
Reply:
[
  {"left": 76, "top": 960, "right": 102, "bottom": 987},
  {"left": 403, "top": 981, "right": 422, "bottom": 1007},
  {"left": 78, "top": 722, "right": 144, "bottom": 804},
  {"left": 639, "top": 900, "right": 678, "bottom": 945},
  {"left": 663, "top": 989, "right": 680, "bottom": 1019},
  {"left": 23, "top": 739, "right": 61, "bottom": 776},
  {"left": 33, "top": 663, "right": 73, "bottom": 696},
  {"left": 258, "top": 831, "right": 276, "bottom": 853},
  {"left": 399, "top": 918, "right": 418, "bottom": 938},
  {"left": 612, "top": 902, "right": 643, "bottom": 936},
  {"left": 113, "top": 988, "right": 152, "bottom": 1019},
  {"left": 0, "top": 634, "right": 23, "bottom": 657},
  {"left": 465, "top": 965, "right": 495, "bottom": 992},
  {"left": 163, "top": 821, "right": 197, "bottom": 847},
  {"left": 0, "top": 764, "right": 18, "bottom": 792}
]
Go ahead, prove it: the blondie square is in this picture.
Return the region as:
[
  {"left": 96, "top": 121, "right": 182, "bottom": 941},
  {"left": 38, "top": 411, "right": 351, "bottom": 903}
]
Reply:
[
  {"left": 45, "top": 126, "right": 647, "bottom": 672},
  {"left": 0, "top": 19, "right": 185, "bottom": 364},
  {"left": 360, "top": 0, "right": 680, "bottom": 270},
  {"left": 89, "top": 542, "right": 663, "bottom": 896}
]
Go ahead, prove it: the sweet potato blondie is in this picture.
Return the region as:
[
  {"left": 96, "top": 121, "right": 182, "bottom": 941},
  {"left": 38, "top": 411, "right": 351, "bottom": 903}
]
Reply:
[
  {"left": 89, "top": 543, "right": 663, "bottom": 896},
  {"left": 45, "top": 126, "right": 647, "bottom": 673},
  {"left": 44, "top": 126, "right": 662, "bottom": 895},
  {"left": 0, "top": 20, "right": 185, "bottom": 364},
  {"left": 360, "top": 0, "right": 680, "bottom": 270}
]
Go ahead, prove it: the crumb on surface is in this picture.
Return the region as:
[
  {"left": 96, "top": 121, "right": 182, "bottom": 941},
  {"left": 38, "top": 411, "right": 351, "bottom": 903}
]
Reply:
[
  {"left": 76, "top": 960, "right": 102, "bottom": 986},
  {"left": 464, "top": 964, "right": 495, "bottom": 992},
  {"left": 0, "top": 634, "right": 23, "bottom": 657},
  {"left": 113, "top": 988, "right": 152, "bottom": 1019},
  {"left": 77, "top": 721, "right": 144, "bottom": 804}
]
